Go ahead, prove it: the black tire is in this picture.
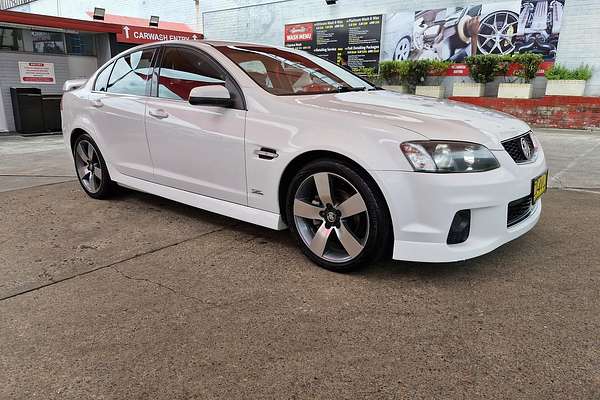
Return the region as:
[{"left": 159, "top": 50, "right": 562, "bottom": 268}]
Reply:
[
  {"left": 72, "top": 133, "right": 116, "bottom": 199},
  {"left": 285, "top": 159, "right": 391, "bottom": 272}
]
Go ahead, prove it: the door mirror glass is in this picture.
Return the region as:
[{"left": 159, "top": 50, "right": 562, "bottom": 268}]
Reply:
[{"left": 189, "top": 85, "right": 232, "bottom": 107}]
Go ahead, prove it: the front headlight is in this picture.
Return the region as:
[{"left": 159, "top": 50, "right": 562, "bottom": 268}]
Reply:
[{"left": 400, "top": 141, "right": 500, "bottom": 173}]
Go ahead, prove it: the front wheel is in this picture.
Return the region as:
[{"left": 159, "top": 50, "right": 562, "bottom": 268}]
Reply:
[
  {"left": 286, "top": 159, "right": 391, "bottom": 272},
  {"left": 73, "top": 133, "right": 115, "bottom": 199}
]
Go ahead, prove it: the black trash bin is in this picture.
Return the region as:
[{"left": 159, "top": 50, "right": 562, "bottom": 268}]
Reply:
[
  {"left": 10, "top": 87, "right": 44, "bottom": 134},
  {"left": 41, "top": 94, "right": 62, "bottom": 132}
]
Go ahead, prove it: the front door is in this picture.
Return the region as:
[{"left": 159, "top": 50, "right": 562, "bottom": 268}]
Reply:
[
  {"left": 88, "top": 47, "right": 156, "bottom": 180},
  {"left": 145, "top": 46, "right": 247, "bottom": 205}
]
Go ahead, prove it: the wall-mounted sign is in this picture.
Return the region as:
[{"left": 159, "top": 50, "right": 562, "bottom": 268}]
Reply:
[
  {"left": 285, "top": 15, "right": 383, "bottom": 75},
  {"left": 116, "top": 25, "right": 201, "bottom": 44},
  {"left": 382, "top": 0, "right": 565, "bottom": 63},
  {"left": 18, "top": 62, "right": 56, "bottom": 84}
]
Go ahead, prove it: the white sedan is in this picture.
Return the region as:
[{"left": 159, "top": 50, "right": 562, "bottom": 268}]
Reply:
[{"left": 62, "top": 40, "right": 548, "bottom": 272}]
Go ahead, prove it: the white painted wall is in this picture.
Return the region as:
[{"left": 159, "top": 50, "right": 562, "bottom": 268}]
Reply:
[
  {"left": 10, "top": 0, "right": 202, "bottom": 31},
  {"left": 67, "top": 56, "right": 98, "bottom": 79},
  {"left": 202, "top": 0, "right": 600, "bottom": 95},
  {"left": 0, "top": 90, "right": 8, "bottom": 132}
]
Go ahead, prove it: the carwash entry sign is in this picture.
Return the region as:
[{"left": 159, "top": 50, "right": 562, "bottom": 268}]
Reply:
[{"left": 116, "top": 25, "right": 200, "bottom": 44}]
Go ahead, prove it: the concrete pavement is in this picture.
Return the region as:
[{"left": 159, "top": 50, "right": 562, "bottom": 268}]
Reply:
[
  {"left": 0, "top": 186, "right": 598, "bottom": 399},
  {"left": 1, "top": 129, "right": 599, "bottom": 193},
  {"left": 0, "top": 129, "right": 599, "bottom": 399},
  {"left": 0, "top": 135, "right": 74, "bottom": 193},
  {"left": 537, "top": 129, "right": 600, "bottom": 190}
]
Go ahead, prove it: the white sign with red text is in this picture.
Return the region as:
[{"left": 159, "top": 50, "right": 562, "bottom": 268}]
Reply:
[
  {"left": 116, "top": 25, "right": 200, "bottom": 44},
  {"left": 18, "top": 62, "right": 56, "bottom": 84}
]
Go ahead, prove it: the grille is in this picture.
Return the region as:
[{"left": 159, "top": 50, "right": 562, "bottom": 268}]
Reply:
[
  {"left": 507, "top": 195, "right": 533, "bottom": 227},
  {"left": 502, "top": 132, "right": 535, "bottom": 163}
]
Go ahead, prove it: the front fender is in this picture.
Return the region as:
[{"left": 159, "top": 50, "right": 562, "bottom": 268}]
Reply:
[{"left": 243, "top": 96, "right": 421, "bottom": 214}]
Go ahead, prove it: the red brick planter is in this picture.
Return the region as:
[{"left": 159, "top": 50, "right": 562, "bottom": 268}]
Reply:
[{"left": 449, "top": 96, "right": 600, "bottom": 130}]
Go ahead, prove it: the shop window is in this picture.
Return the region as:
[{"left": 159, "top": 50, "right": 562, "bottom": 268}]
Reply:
[
  {"left": 157, "top": 47, "right": 225, "bottom": 101},
  {"left": 66, "top": 33, "right": 96, "bottom": 56},
  {"left": 32, "top": 30, "right": 65, "bottom": 54},
  {"left": 0, "top": 26, "right": 24, "bottom": 51},
  {"left": 106, "top": 49, "right": 155, "bottom": 96}
]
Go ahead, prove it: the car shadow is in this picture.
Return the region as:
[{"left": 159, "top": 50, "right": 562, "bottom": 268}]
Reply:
[{"left": 111, "top": 186, "right": 530, "bottom": 282}]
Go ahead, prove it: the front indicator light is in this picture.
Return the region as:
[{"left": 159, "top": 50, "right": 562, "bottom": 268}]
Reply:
[{"left": 400, "top": 141, "right": 500, "bottom": 173}]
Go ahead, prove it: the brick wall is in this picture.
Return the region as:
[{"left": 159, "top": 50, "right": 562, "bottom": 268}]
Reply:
[
  {"left": 202, "top": 0, "right": 600, "bottom": 96},
  {"left": 449, "top": 96, "right": 600, "bottom": 129}
]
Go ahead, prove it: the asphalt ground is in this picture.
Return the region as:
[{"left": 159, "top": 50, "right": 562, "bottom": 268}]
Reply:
[{"left": 0, "top": 130, "right": 599, "bottom": 399}]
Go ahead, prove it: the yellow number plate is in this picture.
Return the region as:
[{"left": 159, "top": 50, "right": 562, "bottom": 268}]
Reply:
[{"left": 532, "top": 171, "right": 548, "bottom": 203}]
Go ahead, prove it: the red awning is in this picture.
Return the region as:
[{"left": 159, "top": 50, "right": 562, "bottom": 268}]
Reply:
[
  {"left": 84, "top": 11, "right": 193, "bottom": 32},
  {"left": 0, "top": 10, "right": 203, "bottom": 44}
]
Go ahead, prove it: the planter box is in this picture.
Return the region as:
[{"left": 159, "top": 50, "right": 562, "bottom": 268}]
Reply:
[
  {"left": 498, "top": 83, "right": 533, "bottom": 99},
  {"left": 382, "top": 85, "right": 409, "bottom": 94},
  {"left": 545, "top": 80, "right": 586, "bottom": 96},
  {"left": 415, "top": 85, "right": 445, "bottom": 98},
  {"left": 452, "top": 82, "right": 485, "bottom": 97}
]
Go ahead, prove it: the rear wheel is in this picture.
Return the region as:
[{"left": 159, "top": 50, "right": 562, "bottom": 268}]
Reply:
[
  {"left": 286, "top": 159, "right": 390, "bottom": 272},
  {"left": 73, "top": 134, "right": 115, "bottom": 199}
]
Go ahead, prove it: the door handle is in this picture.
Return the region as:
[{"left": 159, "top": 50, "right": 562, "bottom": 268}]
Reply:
[
  {"left": 91, "top": 99, "right": 103, "bottom": 108},
  {"left": 149, "top": 109, "right": 169, "bottom": 119}
]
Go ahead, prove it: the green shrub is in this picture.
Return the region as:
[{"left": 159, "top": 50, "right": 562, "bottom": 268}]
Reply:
[
  {"left": 379, "top": 60, "right": 431, "bottom": 90},
  {"left": 428, "top": 60, "right": 451, "bottom": 75},
  {"left": 545, "top": 64, "right": 593, "bottom": 81},
  {"left": 378, "top": 60, "right": 410, "bottom": 85},
  {"left": 465, "top": 54, "right": 501, "bottom": 84},
  {"left": 405, "top": 59, "right": 431, "bottom": 90},
  {"left": 359, "top": 67, "right": 384, "bottom": 86},
  {"left": 428, "top": 60, "right": 451, "bottom": 85},
  {"left": 573, "top": 65, "right": 593, "bottom": 81},
  {"left": 496, "top": 54, "right": 514, "bottom": 81},
  {"left": 512, "top": 53, "right": 543, "bottom": 83}
]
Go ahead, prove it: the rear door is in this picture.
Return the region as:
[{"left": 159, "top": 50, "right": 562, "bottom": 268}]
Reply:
[
  {"left": 88, "top": 47, "right": 157, "bottom": 180},
  {"left": 144, "top": 45, "right": 247, "bottom": 205}
]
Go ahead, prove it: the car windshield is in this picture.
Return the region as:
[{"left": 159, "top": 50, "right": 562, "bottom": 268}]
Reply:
[{"left": 215, "top": 45, "right": 376, "bottom": 96}]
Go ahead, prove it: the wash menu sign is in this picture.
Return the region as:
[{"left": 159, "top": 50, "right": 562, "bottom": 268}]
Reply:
[{"left": 284, "top": 14, "right": 383, "bottom": 75}]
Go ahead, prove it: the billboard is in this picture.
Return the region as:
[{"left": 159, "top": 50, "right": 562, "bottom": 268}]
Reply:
[
  {"left": 284, "top": 15, "right": 383, "bottom": 74},
  {"left": 382, "top": 0, "right": 565, "bottom": 62},
  {"left": 514, "top": 0, "right": 565, "bottom": 59}
]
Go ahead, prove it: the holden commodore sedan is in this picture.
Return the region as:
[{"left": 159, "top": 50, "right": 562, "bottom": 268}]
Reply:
[{"left": 62, "top": 40, "right": 548, "bottom": 272}]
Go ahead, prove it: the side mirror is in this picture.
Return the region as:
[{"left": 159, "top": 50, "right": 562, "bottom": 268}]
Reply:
[
  {"left": 189, "top": 85, "right": 233, "bottom": 107},
  {"left": 63, "top": 78, "right": 88, "bottom": 92}
]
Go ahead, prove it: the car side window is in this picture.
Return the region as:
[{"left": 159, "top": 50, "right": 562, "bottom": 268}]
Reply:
[
  {"left": 94, "top": 63, "right": 112, "bottom": 92},
  {"left": 106, "top": 48, "right": 155, "bottom": 96},
  {"left": 157, "top": 47, "right": 226, "bottom": 101}
]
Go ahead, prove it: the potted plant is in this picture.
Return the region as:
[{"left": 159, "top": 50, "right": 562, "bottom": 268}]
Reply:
[
  {"left": 498, "top": 53, "right": 543, "bottom": 99},
  {"left": 545, "top": 64, "right": 592, "bottom": 96},
  {"left": 379, "top": 61, "right": 410, "bottom": 93},
  {"left": 458, "top": 54, "right": 500, "bottom": 97},
  {"left": 415, "top": 60, "right": 450, "bottom": 98}
]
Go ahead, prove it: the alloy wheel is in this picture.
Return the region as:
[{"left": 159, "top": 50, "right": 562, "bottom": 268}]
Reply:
[
  {"left": 75, "top": 140, "right": 103, "bottom": 193},
  {"left": 477, "top": 11, "right": 519, "bottom": 55},
  {"left": 293, "top": 172, "right": 369, "bottom": 263},
  {"left": 394, "top": 36, "right": 411, "bottom": 61}
]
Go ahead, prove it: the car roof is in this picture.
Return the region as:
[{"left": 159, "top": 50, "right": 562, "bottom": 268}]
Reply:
[{"left": 146, "top": 39, "right": 278, "bottom": 49}]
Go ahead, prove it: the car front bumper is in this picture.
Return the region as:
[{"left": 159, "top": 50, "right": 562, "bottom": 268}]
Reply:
[{"left": 372, "top": 149, "right": 547, "bottom": 262}]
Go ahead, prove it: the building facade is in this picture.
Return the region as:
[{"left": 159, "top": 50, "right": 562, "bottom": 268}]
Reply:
[
  {"left": 0, "top": 10, "right": 200, "bottom": 132},
  {"left": 7, "top": 0, "right": 203, "bottom": 31},
  {"left": 201, "top": 0, "right": 600, "bottom": 96}
]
